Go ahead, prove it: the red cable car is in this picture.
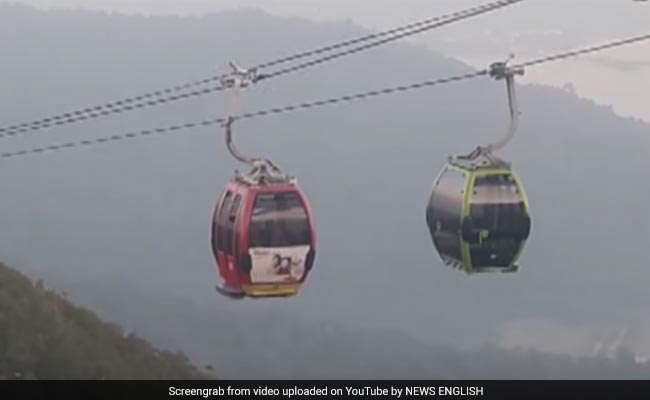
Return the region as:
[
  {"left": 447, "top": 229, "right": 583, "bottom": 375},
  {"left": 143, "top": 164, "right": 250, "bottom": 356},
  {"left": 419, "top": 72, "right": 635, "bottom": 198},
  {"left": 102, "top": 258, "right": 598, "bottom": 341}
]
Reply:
[{"left": 211, "top": 118, "right": 317, "bottom": 299}]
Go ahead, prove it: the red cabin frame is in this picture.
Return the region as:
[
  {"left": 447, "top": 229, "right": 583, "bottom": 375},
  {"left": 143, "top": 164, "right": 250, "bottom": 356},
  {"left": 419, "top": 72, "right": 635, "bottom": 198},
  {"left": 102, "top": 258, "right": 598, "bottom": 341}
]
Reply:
[{"left": 211, "top": 178, "right": 317, "bottom": 299}]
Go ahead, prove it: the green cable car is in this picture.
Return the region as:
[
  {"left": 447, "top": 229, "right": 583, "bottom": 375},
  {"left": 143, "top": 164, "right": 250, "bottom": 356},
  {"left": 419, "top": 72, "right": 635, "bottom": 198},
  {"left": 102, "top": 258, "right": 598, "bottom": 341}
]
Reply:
[
  {"left": 426, "top": 149, "right": 531, "bottom": 274},
  {"left": 426, "top": 59, "right": 532, "bottom": 274}
]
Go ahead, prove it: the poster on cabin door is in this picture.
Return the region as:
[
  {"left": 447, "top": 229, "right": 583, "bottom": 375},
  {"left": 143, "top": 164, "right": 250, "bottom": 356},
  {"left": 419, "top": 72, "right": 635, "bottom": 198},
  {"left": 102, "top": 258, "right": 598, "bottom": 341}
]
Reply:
[{"left": 248, "top": 246, "right": 310, "bottom": 283}]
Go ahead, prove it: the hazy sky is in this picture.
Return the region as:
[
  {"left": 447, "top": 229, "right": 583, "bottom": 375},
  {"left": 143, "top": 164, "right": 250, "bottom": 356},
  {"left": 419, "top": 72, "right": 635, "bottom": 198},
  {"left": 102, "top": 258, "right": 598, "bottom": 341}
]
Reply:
[{"left": 4, "top": 0, "right": 650, "bottom": 121}]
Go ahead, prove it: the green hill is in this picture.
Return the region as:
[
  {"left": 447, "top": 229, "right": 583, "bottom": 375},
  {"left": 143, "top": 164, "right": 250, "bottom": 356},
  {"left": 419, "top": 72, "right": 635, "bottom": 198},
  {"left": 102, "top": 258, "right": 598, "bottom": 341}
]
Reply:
[{"left": 0, "top": 262, "right": 211, "bottom": 380}]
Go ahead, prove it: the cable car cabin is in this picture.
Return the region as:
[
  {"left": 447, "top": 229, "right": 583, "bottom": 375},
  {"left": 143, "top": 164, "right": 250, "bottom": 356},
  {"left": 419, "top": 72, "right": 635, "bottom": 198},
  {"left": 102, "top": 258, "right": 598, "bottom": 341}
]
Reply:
[
  {"left": 425, "top": 151, "right": 531, "bottom": 274},
  {"left": 211, "top": 168, "right": 316, "bottom": 299}
]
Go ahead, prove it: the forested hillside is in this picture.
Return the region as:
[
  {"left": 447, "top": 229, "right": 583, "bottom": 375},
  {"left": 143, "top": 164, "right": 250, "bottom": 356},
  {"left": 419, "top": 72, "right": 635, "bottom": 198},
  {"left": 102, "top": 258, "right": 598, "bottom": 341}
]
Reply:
[{"left": 0, "top": 262, "right": 211, "bottom": 380}]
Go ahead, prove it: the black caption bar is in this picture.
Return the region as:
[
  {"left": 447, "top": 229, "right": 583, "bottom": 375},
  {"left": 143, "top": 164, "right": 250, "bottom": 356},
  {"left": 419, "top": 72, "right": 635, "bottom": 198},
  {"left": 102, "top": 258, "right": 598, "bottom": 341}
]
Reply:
[
  {"left": 4, "top": 380, "right": 650, "bottom": 400},
  {"left": 168, "top": 384, "right": 484, "bottom": 398}
]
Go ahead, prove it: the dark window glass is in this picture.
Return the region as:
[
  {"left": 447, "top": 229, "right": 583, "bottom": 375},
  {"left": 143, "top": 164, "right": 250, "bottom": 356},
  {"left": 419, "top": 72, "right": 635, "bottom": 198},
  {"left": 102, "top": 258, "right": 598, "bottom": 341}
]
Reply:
[
  {"left": 469, "top": 174, "right": 527, "bottom": 268},
  {"left": 470, "top": 174, "right": 527, "bottom": 235},
  {"left": 249, "top": 192, "right": 311, "bottom": 248},
  {"left": 427, "top": 168, "right": 466, "bottom": 261},
  {"left": 469, "top": 239, "right": 522, "bottom": 268},
  {"left": 219, "top": 191, "right": 233, "bottom": 217},
  {"left": 429, "top": 168, "right": 466, "bottom": 228},
  {"left": 215, "top": 191, "right": 233, "bottom": 252},
  {"left": 225, "top": 195, "right": 242, "bottom": 255}
]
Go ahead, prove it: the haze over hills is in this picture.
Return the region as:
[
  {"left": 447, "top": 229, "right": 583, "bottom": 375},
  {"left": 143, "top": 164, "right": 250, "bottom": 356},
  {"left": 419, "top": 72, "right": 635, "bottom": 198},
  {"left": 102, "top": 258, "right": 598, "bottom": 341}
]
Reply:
[
  {"left": 8, "top": 0, "right": 650, "bottom": 122},
  {"left": 0, "top": 262, "right": 210, "bottom": 379},
  {"left": 0, "top": 4, "right": 649, "bottom": 378}
]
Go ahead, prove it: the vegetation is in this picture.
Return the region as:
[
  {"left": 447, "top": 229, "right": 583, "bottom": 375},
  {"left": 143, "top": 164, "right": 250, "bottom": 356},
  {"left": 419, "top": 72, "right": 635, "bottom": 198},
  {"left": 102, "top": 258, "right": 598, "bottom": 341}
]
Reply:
[{"left": 0, "top": 262, "right": 211, "bottom": 380}]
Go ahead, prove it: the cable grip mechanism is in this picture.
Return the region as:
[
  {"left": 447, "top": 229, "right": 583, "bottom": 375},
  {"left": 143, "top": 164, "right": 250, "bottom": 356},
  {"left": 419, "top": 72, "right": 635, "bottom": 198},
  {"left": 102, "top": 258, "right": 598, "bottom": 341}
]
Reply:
[{"left": 220, "top": 61, "right": 264, "bottom": 89}]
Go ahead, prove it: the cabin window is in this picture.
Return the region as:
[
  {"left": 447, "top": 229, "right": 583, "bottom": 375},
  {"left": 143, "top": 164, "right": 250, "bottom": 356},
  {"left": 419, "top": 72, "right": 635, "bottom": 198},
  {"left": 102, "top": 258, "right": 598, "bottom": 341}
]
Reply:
[
  {"left": 225, "top": 195, "right": 242, "bottom": 255},
  {"left": 429, "top": 168, "right": 466, "bottom": 228},
  {"left": 216, "top": 191, "right": 233, "bottom": 252},
  {"left": 470, "top": 174, "right": 527, "bottom": 235},
  {"left": 428, "top": 168, "right": 466, "bottom": 261},
  {"left": 468, "top": 174, "right": 528, "bottom": 268},
  {"left": 249, "top": 192, "right": 311, "bottom": 248},
  {"left": 470, "top": 239, "right": 522, "bottom": 268}
]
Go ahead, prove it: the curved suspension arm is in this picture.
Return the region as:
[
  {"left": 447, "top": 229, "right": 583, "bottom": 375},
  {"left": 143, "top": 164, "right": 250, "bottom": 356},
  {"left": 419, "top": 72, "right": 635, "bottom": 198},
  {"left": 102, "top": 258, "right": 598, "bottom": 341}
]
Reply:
[
  {"left": 221, "top": 61, "right": 264, "bottom": 166},
  {"left": 486, "top": 60, "right": 525, "bottom": 152},
  {"left": 224, "top": 116, "right": 257, "bottom": 165}
]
